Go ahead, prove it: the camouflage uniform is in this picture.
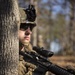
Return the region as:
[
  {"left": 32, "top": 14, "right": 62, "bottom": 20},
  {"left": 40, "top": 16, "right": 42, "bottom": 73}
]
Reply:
[{"left": 18, "top": 43, "right": 46, "bottom": 75}]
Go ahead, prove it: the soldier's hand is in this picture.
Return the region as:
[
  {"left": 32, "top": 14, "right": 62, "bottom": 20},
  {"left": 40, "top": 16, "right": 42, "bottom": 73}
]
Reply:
[
  {"left": 25, "top": 62, "right": 37, "bottom": 71},
  {"left": 18, "top": 60, "right": 27, "bottom": 75},
  {"left": 24, "top": 5, "right": 36, "bottom": 22}
]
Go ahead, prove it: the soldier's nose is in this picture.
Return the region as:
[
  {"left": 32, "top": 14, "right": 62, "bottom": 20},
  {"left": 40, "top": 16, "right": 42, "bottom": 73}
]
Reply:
[{"left": 25, "top": 27, "right": 32, "bottom": 35}]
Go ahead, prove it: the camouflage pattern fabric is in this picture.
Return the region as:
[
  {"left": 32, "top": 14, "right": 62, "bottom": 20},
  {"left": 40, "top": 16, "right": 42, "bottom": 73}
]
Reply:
[
  {"left": 18, "top": 43, "right": 36, "bottom": 75},
  {"left": 18, "top": 43, "right": 46, "bottom": 75}
]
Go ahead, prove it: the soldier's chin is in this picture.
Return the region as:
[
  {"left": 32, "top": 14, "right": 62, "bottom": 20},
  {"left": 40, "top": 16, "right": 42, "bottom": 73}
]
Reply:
[{"left": 23, "top": 41, "right": 30, "bottom": 46}]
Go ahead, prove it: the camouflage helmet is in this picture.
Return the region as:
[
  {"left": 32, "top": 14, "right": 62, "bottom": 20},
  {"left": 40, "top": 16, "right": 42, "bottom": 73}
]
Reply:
[{"left": 19, "top": 8, "right": 36, "bottom": 27}]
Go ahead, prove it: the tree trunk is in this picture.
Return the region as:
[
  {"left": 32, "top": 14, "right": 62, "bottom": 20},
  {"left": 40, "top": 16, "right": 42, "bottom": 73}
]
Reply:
[
  {"left": 0, "top": 0, "right": 20, "bottom": 75},
  {"left": 31, "top": 0, "right": 38, "bottom": 46},
  {"left": 67, "top": 1, "right": 75, "bottom": 55}
]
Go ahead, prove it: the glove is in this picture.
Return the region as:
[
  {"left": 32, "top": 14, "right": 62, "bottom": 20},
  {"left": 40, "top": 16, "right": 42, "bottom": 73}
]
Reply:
[
  {"left": 18, "top": 60, "right": 27, "bottom": 75},
  {"left": 25, "top": 62, "right": 37, "bottom": 71},
  {"left": 24, "top": 5, "right": 36, "bottom": 22}
]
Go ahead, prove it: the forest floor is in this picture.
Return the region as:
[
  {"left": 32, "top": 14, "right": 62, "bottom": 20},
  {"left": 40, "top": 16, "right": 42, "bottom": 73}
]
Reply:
[
  {"left": 46, "top": 56, "right": 75, "bottom": 75},
  {"left": 49, "top": 55, "right": 75, "bottom": 67}
]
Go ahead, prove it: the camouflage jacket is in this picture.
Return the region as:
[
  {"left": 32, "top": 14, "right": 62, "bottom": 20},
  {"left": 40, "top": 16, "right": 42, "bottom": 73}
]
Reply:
[{"left": 18, "top": 44, "right": 46, "bottom": 75}]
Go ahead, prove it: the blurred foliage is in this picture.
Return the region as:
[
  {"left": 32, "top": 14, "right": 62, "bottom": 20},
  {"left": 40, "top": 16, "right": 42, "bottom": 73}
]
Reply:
[{"left": 18, "top": 0, "right": 75, "bottom": 55}]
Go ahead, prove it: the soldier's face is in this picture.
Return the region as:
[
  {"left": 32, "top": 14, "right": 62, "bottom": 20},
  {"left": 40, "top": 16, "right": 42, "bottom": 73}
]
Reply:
[{"left": 19, "top": 24, "right": 33, "bottom": 45}]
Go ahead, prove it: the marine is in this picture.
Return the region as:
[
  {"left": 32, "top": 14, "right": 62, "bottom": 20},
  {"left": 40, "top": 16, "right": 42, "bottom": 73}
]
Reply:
[{"left": 18, "top": 5, "right": 47, "bottom": 75}]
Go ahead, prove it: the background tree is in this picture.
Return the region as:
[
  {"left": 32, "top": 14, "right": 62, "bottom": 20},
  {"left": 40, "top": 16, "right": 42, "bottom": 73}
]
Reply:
[
  {"left": 37, "top": 0, "right": 75, "bottom": 55},
  {"left": 0, "top": 0, "right": 20, "bottom": 75}
]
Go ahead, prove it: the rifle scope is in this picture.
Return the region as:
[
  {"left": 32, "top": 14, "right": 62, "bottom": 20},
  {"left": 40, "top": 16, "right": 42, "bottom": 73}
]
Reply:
[{"left": 33, "top": 46, "right": 54, "bottom": 57}]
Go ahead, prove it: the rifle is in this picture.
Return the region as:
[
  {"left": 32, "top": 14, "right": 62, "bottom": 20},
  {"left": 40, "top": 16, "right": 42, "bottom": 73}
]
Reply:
[{"left": 19, "top": 47, "right": 75, "bottom": 75}]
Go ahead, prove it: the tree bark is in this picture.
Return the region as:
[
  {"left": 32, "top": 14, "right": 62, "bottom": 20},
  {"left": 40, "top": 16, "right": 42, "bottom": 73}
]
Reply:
[
  {"left": 0, "top": 0, "right": 20, "bottom": 75},
  {"left": 31, "top": 0, "right": 38, "bottom": 46}
]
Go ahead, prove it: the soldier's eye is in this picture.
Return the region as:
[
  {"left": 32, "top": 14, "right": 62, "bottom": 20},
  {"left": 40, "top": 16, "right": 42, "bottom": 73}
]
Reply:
[
  {"left": 30, "top": 26, "right": 34, "bottom": 31},
  {"left": 20, "top": 23, "right": 35, "bottom": 31},
  {"left": 24, "top": 26, "right": 28, "bottom": 30}
]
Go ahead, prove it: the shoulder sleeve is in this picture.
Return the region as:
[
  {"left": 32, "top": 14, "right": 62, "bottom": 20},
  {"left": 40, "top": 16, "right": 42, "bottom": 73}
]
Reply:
[{"left": 18, "top": 55, "right": 27, "bottom": 75}]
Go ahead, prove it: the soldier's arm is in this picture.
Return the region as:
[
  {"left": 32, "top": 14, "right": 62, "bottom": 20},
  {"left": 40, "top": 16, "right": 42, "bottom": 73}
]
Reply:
[
  {"left": 19, "top": 54, "right": 37, "bottom": 75},
  {"left": 18, "top": 60, "right": 27, "bottom": 75}
]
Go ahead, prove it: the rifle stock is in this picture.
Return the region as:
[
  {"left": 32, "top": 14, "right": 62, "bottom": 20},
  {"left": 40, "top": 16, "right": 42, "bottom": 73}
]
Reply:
[{"left": 19, "top": 51, "right": 74, "bottom": 75}]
